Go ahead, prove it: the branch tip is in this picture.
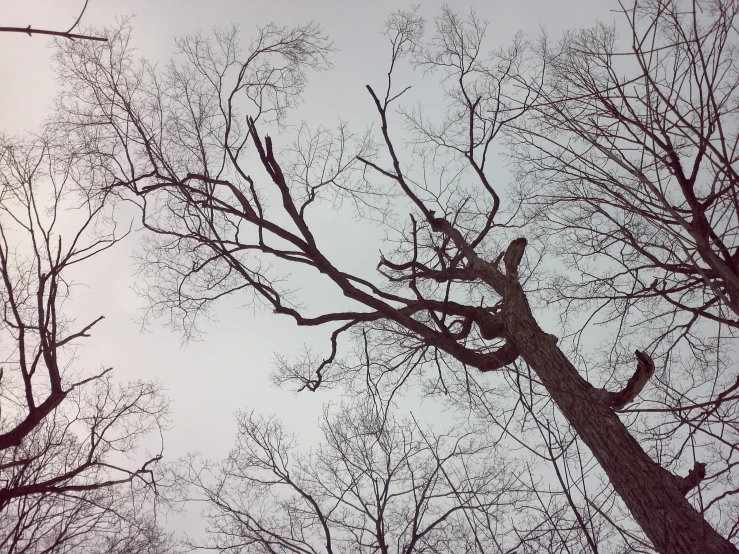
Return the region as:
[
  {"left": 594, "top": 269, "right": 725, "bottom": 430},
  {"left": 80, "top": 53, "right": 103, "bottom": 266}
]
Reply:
[
  {"left": 503, "top": 237, "right": 527, "bottom": 279},
  {"left": 677, "top": 462, "right": 707, "bottom": 495},
  {"left": 608, "top": 349, "right": 655, "bottom": 410}
]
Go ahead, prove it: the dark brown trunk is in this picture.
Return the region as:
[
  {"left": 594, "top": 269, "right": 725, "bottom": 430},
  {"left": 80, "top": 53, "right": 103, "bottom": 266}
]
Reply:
[{"left": 503, "top": 283, "right": 737, "bottom": 554}]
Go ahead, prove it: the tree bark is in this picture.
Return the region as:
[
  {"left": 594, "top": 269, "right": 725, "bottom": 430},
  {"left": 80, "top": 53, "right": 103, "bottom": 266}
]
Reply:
[{"left": 500, "top": 267, "right": 737, "bottom": 554}]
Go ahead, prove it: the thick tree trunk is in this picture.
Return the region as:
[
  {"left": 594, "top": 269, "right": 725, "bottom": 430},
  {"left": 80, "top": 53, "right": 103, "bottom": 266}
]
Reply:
[
  {"left": 503, "top": 281, "right": 737, "bottom": 554},
  {"left": 431, "top": 224, "right": 736, "bottom": 552}
]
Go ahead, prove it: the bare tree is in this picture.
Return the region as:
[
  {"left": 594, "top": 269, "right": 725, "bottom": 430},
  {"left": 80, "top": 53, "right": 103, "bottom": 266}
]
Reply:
[
  {"left": 53, "top": 2, "right": 739, "bottom": 552},
  {"left": 183, "top": 400, "right": 538, "bottom": 554},
  {"left": 0, "top": 136, "right": 170, "bottom": 551},
  {"left": 505, "top": 0, "right": 739, "bottom": 544},
  {"left": 0, "top": 480, "right": 179, "bottom": 554}
]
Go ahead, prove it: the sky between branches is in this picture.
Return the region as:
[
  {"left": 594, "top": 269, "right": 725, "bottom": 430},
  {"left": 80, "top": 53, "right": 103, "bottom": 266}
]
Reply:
[{"left": 0, "top": 0, "right": 615, "bottom": 538}]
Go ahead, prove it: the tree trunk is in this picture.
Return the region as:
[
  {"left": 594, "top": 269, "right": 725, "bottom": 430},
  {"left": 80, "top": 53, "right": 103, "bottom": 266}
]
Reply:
[{"left": 503, "top": 281, "right": 737, "bottom": 554}]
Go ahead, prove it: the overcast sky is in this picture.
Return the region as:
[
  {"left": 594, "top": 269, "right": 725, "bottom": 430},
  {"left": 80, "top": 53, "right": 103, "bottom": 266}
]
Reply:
[{"left": 0, "top": 0, "right": 615, "bottom": 541}]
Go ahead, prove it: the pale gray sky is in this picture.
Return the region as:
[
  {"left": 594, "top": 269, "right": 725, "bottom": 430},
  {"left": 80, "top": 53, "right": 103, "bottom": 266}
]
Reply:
[{"left": 0, "top": 0, "right": 614, "bottom": 541}]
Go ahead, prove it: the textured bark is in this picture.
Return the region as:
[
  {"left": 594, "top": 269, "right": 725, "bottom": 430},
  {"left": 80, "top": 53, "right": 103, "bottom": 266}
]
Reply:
[
  {"left": 406, "top": 217, "right": 738, "bottom": 553},
  {"left": 605, "top": 351, "right": 656, "bottom": 411},
  {"left": 439, "top": 226, "right": 737, "bottom": 552},
  {"left": 500, "top": 271, "right": 737, "bottom": 554}
]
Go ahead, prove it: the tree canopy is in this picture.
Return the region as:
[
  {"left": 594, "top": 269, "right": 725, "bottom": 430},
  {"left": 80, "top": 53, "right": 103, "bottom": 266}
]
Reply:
[{"left": 2, "top": 1, "right": 739, "bottom": 553}]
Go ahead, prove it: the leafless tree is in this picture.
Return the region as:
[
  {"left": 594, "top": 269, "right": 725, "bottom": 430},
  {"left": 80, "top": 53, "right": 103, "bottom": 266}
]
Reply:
[
  {"left": 0, "top": 481, "right": 179, "bottom": 554},
  {"left": 52, "top": 2, "right": 739, "bottom": 552},
  {"left": 183, "top": 400, "right": 540, "bottom": 554},
  {"left": 505, "top": 0, "right": 739, "bottom": 545},
  {"left": 0, "top": 136, "right": 170, "bottom": 551}
]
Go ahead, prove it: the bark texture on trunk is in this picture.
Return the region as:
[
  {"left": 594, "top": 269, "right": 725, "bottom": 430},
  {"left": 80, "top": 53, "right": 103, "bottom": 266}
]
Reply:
[
  {"left": 502, "top": 280, "right": 737, "bottom": 554},
  {"left": 427, "top": 223, "right": 735, "bottom": 553}
]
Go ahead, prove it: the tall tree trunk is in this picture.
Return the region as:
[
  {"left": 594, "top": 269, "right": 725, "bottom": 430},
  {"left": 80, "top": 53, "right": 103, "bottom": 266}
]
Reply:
[{"left": 502, "top": 276, "right": 737, "bottom": 554}]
